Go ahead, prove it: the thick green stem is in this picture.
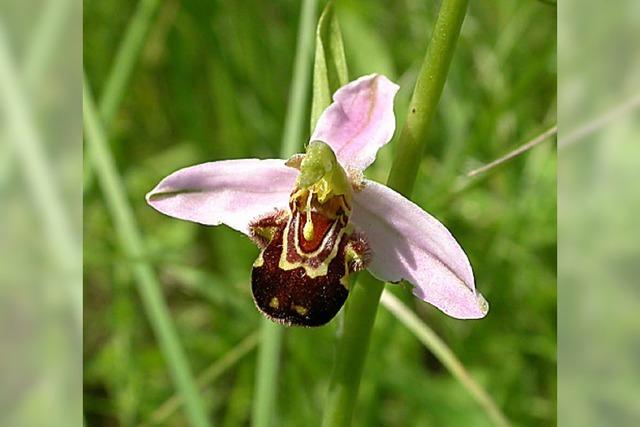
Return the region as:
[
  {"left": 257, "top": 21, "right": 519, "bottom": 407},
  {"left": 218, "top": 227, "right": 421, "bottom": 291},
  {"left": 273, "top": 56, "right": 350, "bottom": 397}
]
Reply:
[
  {"left": 251, "top": 1, "right": 317, "bottom": 426},
  {"left": 321, "top": 1, "right": 469, "bottom": 425},
  {"left": 387, "top": 0, "right": 469, "bottom": 195},
  {"left": 321, "top": 272, "right": 384, "bottom": 427}
]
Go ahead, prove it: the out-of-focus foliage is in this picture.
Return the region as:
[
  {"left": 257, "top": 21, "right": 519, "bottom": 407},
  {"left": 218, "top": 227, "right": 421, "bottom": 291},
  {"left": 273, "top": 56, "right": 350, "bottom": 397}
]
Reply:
[
  {"left": 1, "top": 0, "right": 81, "bottom": 426},
  {"left": 84, "top": 1, "right": 556, "bottom": 426},
  {"left": 558, "top": 0, "right": 640, "bottom": 426}
]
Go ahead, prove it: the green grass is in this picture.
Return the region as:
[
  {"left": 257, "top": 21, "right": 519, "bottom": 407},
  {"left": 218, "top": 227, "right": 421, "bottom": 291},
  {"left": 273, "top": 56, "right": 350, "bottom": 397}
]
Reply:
[{"left": 84, "top": 1, "right": 556, "bottom": 426}]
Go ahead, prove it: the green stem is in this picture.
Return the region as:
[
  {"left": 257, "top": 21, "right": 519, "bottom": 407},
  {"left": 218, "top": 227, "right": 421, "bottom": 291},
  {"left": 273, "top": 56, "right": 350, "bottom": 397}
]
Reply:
[
  {"left": 322, "top": 1, "right": 469, "bottom": 425},
  {"left": 387, "top": 0, "right": 469, "bottom": 195},
  {"left": 83, "top": 76, "right": 211, "bottom": 427},
  {"left": 321, "top": 272, "right": 384, "bottom": 427},
  {"left": 251, "top": 1, "right": 317, "bottom": 426}
]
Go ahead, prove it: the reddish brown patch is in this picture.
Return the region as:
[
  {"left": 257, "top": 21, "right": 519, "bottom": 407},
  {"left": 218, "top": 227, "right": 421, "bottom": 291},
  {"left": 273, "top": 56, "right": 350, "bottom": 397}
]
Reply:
[
  {"left": 297, "top": 211, "right": 333, "bottom": 252},
  {"left": 250, "top": 191, "right": 369, "bottom": 327},
  {"left": 285, "top": 211, "right": 344, "bottom": 269},
  {"left": 252, "top": 223, "right": 349, "bottom": 327}
]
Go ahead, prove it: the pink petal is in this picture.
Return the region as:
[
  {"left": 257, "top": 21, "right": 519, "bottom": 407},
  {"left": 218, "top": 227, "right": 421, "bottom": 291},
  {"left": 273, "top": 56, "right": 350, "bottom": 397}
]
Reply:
[
  {"left": 311, "top": 74, "right": 399, "bottom": 172},
  {"left": 351, "top": 180, "right": 488, "bottom": 319},
  {"left": 146, "top": 159, "right": 296, "bottom": 235}
]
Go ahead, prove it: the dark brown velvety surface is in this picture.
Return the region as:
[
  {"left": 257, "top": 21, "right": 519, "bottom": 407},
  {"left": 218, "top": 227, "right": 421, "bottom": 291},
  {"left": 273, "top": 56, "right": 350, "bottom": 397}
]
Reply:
[{"left": 251, "top": 223, "right": 349, "bottom": 327}]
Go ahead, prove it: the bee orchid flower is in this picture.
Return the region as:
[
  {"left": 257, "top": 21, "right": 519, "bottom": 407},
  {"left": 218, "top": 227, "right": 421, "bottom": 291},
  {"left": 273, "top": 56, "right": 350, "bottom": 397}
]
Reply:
[{"left": 146, "top": 74, "right": 488, "bottom": 327}]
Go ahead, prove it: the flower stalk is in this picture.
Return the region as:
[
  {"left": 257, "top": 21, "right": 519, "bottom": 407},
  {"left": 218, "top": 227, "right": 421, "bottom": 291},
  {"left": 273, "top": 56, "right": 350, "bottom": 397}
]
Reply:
[
  {"left": 387, "top": 0, "right": 469, "bottom": 195},
  {"left": 321, "top": 272, "right": 384, "bottom": 427},
  {"left": 321, "top": 0, "right": 470, "bottom": 425}
]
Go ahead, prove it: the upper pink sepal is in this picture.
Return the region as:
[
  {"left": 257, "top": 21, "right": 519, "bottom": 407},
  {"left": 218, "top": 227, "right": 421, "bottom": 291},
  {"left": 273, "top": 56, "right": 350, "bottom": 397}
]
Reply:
[
  {"left": 146, "top": 159, "right": 296, "bottom": 235},
  {"left": 310, "top": 74, "right": 399, "bottom": 172},
  {"left": 351, "top": 180, "right": 488, "bottom": 319}
]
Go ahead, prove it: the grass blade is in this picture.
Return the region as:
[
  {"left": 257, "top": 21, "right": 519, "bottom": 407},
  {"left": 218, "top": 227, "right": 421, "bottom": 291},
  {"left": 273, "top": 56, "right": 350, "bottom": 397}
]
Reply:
[
  {"left": 381, "top": 290, "right": 511, "bottom": 427},
  {"left": 252, "top": 1, "right": 317, "bottom": 426},
  {"left": 84, "top": 0, "right": 164, "bottom": 192},
  {"left": 146, "top": 332, "right": 260, "bottom": 426},
  {"left": 467, "top": 126, "right": 557, "bottom": 177},
  {"left": 310, "top": 0, "right": 348, "bottom": 130},
  {"left": 24, "top": 0, "right": 74, "bottom": 86},
  {"left": 83, "top": 76, "right": 211, "bottom": 427},
  {"left": 0, "top": 23, "right": 80, "bottom": 314},
  {"left": 280, "top": 0, "right": 319, "bottom": 157},
  {"left": 99, "top": 0, "right": 162, "bottom": 127}
]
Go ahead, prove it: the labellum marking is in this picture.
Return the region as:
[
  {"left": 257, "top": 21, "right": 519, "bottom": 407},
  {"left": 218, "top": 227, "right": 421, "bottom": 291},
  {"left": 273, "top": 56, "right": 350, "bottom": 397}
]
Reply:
[
  {"left": 251, "top": 216, "right": 352, "bottom": 327},
  {"left": 279, "top": 193, "right": 350, "bottom": 278},
  {"left": 249, "top": 141, "right": 369, "bottom": 327}
]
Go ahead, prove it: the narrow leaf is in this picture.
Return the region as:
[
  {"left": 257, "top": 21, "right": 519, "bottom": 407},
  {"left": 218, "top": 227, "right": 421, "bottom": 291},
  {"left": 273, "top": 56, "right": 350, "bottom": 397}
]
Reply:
[
  {"left": 381, "top": 290, "right": 511, "bottom": 427},
  {"left": 311, "top": 1, "right": 348, "bottom": 130}
]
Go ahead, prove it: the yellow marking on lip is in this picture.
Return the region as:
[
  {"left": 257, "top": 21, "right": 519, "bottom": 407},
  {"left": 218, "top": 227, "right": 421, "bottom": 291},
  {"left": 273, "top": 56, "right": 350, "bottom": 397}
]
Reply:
[
  {"left": 253, "top": 251, "right": 265, "bottom": 267},
  {"left": 278, "top": 212, "right": 346, "bottom": 278},
  {"left": 253, "top": 224, "right": 278, "bottom": 242},
  {"left": 269, "top": 297, "right": 280, "bottom": 309},
  {"left": 303, "top": 190, "right": 315, "bottom": 241},
  {"left": 293, "top": 305, "right": 308, "bottom": 315}
]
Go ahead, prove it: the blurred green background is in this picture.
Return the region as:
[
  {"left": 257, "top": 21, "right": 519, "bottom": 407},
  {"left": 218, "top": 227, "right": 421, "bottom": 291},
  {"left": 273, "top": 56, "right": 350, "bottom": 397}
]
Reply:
[{"left": 83, "top": 1, "right": 556, "bottom": 426}]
